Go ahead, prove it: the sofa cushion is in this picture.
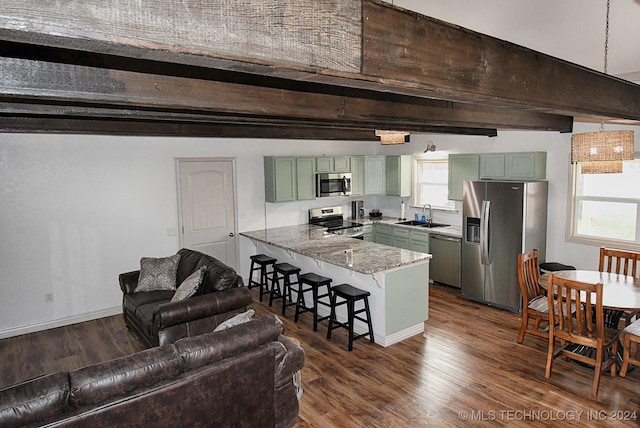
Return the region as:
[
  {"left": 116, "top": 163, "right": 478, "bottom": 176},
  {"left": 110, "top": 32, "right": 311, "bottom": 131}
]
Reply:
[
  {"left": 213, "top": 309, "right": 255, "bottom": 332},
  {"left": 124, "top": 290, "right": 174, "bottom": 318},
  {"left": 0, "top": 372, "right": 70, "bottom": 428},
  {"left": 137, "top": 254, "right": 181, "bottom": 292},
  {"left": 69, "top": 346, "right": 182, "bottom": 408},
  {"left": 171, "top": 266, "right": 206, "bottom": 303}
]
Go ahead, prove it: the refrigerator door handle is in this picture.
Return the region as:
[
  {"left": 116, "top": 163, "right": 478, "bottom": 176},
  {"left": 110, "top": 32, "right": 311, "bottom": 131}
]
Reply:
[{"left": 480, "top": 200, "right": 490, "bottom": 265}]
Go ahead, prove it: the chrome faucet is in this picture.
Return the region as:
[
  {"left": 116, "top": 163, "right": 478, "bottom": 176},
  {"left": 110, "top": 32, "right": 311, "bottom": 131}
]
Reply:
[{"left": 423, "top": 204, "right": 433, "bottom": 224}]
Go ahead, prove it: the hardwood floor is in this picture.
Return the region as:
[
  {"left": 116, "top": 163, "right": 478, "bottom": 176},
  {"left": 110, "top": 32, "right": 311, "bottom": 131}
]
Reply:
[{"left": 1, "top": 285, "right": 638, "bottom": 427}]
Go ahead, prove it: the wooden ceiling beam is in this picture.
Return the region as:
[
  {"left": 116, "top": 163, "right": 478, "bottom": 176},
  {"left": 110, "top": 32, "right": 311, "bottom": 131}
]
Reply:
[
  {"left": 0, "top": 116, "right": 498, "bottom": 139},
  {"left": 0, "top": 53, "right": 571, "bottom": 134},
  {"left": 0, "top": 0, "right": 637, "bottom": 126}
]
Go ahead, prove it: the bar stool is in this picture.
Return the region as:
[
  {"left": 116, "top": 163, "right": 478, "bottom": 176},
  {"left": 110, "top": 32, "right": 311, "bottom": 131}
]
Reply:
[
  {"left": 269, "top": 262, "right": 301, "bottom": 316},
  {"left": 327, "top": 283, "right": 375, "bottom": 351},
  {"left": 295, "top": 272, "right": 332, "bottom": 331},
  {"left": 248, "top": 254, "right": 277, "bottom": 302}
]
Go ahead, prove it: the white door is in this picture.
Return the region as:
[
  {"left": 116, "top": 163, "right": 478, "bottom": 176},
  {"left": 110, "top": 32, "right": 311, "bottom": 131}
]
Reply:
[{"left": 177, "top": 159, "right": 237, "bottom": 268}]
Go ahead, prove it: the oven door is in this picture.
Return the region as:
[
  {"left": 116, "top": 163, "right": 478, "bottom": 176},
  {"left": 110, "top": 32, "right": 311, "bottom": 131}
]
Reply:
[{"left": 316, "top": 173, "right": 352, "bottom": 197}]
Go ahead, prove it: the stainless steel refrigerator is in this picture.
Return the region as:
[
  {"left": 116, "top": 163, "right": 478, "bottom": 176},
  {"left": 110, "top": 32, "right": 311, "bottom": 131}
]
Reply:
[{"left": 461, "top": 180, "right": 548, "bottom": 313}]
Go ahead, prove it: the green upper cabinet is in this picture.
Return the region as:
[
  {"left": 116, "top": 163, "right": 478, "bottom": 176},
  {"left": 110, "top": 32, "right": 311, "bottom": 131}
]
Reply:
[
  {"left": 334, "top": 156, "right": 350, "bottom": 172},
  {"left": 264, "top": 156, "right": 316, "bottom": 202},
  {"left": 316, "top": 156, "right": 350, "bottom": 173},
  {"left": 448, "top": 154, "right": 480, "bottom": 201},
  {"left": 480, "top": 152, "right": 547, "bottom": 179},
  {"left": 350, "top": 156, "right": 365, "bottom": 196},
  {"left": 364, "top": 156, "right": 386, "bottom": 195},
  {"left": 296, "top": 157, "right": 317, "bottom": 200},
  {"left": 386, "top": 155, "right": 412, "bottom": 197},
  {"left": 448, "top": 152, "right": 546, "bottom": 200},
  {"left": 479, "top": 154, "right": 506, "bottom": 179},
  {"left": 505, "top": 152, "right": 547, "bottom": 179},
  {"left": 264, "top": 157, "right": 297, "bottom": 203}
]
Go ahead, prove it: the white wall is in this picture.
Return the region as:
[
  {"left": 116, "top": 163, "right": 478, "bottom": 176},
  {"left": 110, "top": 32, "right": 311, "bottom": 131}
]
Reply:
[
  {"left": 1, "top": 123, "right": 638, "bottom": 337},
  {"left": 0, "top": 134, "right": 377, "bottom": 337}
]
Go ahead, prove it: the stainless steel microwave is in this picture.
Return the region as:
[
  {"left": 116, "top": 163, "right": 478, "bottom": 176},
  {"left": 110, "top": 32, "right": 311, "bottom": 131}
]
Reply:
[{"left": 316, "top": 173, "right": 352, "bottom": 197}]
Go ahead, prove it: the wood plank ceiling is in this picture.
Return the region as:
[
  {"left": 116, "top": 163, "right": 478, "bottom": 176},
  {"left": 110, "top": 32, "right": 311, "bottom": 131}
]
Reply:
[{"left": 0, "top": 0, "right": 638, "bottom": 140}]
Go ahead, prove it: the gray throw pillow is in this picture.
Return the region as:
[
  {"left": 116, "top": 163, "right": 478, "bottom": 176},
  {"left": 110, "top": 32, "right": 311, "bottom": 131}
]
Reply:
[
  {"left": 171, "top": 266, "right": 206, "bottom": 302},
  {"left": 213, "top": 309, "right": 255, "bottom": 332},
  {"left": 137, "top": 254, "right": 181, "bottom": 292}
]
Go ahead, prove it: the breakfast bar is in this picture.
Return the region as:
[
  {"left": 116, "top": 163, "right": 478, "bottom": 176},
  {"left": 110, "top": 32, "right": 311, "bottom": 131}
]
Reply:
[{"left": 241, "top": 225, "right": 431, "bottom": 347}]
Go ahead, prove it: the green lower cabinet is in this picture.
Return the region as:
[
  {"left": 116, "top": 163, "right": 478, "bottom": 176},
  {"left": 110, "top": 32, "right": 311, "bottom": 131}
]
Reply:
[
  {"left": 375, "top": 224, "right": 394, "bottom": 246},
  {"left": 409, "top": 230, "right": 429, "bottom": 254},
  {"left": 362, "top": 224, "right": 373, "bottom": 242},
  {"left": 393, "top": 226, "right": 411, "bottom": 250}
]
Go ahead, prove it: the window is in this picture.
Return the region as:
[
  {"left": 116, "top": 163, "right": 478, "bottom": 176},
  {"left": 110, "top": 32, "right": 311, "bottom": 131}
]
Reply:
[
  {"left": 412, "top": 157, "right": 456, "bottom": 210},
  {"left": 569, "top": 158, "right": 640, "bottom": 248}
]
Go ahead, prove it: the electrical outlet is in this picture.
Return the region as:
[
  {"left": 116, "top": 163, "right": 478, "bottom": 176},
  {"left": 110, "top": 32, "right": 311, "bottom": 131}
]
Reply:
[{"left": 45, "top": 293, "right": 54, "bottom": 303}]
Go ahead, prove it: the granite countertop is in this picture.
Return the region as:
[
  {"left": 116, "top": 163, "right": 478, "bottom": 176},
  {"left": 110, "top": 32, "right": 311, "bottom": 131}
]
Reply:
[
  {"left": 241, "top": 224, "right": 432, "bottom": 275},
  {"left": 357, "top": 216, "right": 463, "bottom": 238}
]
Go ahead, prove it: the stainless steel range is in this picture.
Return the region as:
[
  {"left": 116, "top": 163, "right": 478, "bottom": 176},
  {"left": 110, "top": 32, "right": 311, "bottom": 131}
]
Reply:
[{"left": 309, "top": 206, "right": 364, "bottom": 239}]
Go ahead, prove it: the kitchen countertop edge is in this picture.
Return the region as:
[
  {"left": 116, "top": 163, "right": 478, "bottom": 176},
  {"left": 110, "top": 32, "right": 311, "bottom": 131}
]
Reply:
[{"left": 240, "top": 224, "right": 433, "bottom": 275}]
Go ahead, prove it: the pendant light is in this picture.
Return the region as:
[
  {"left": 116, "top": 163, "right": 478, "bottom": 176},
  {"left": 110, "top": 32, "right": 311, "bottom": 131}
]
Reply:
[{"left": 570, "top": 0, "right": 634, "bottom": 174}]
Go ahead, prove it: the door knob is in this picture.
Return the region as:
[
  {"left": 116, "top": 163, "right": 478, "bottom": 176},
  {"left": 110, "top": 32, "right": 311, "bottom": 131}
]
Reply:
[{"left": 229, "top": 232, "right": 235, "bottom": 237}]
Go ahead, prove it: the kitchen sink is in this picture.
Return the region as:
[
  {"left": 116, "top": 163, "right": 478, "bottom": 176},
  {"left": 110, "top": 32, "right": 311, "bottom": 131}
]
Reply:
[
  {"left": 396, "top": 220, "right": 449, "bottom": 228},
  {"left": 396, "top": 220, "right": 427, "bottom": 226}
]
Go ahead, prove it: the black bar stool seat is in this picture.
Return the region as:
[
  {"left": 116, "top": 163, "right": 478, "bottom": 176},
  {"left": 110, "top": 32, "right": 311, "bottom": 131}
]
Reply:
[
  {"left": 295, "top": 272, "right": 332, "bottom": 331},
  {"left": 270, "top": 262, "right": 301, "bottom": 316},
  {"left": 248, "top": 254, "right": 277, "bottom": 302},
  {"left": 327, "top": 283, "right": 375, "bottom": 351}
]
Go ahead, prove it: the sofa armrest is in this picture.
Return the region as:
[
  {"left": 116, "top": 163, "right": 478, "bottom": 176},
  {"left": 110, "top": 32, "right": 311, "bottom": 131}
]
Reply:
[
  {"left": 153, "top": 287, "right": 253, "bottom": 332},
  {"left": 119, "top": 270, "right": 140, "bottom": 294},
  {"left": 274, "top": 335, "right": 305, "bottom": 389}
]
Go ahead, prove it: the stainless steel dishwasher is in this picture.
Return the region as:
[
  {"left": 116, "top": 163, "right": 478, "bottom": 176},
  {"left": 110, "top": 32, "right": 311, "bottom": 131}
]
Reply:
[{"left": 429, "top": 234, "right": 461, "bottom": 288}]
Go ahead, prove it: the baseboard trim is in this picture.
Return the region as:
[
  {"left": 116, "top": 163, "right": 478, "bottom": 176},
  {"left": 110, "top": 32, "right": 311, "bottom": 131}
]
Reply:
[
  {"left": 378, "top": 323, "right": 425, "bottom": 347},
  {"left": 0, "top": 307, "right": 122, "bottom": 340}
]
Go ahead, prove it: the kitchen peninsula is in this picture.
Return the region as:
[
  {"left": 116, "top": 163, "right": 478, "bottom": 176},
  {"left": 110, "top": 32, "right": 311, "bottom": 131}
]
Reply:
[{"left": 241, "top": 224, "right": 431, "bottom": 347}]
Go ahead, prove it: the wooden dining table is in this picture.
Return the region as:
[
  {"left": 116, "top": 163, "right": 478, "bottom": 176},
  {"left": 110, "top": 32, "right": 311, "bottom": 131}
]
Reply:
[{"left": 539, "top": 270, "right": 640, "bottom": 313}]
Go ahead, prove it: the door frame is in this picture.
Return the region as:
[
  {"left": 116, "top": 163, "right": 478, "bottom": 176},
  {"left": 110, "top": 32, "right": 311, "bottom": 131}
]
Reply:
[{"left": 175, "top": 157, "right": 239, "bottom": 269}]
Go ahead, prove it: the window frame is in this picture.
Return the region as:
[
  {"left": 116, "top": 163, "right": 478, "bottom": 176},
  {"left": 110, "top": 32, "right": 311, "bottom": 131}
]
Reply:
[
  {"left": 411, "top": 155, "right": 457, "bottom": 211},
  {"left": 567, "top": 157, "right": 640, "bottom": 251}
]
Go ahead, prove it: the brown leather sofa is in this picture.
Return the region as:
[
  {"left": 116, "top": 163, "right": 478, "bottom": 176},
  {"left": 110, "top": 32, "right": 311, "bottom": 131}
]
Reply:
[
  {"left": 119, "top": 248, "right": 253, "bottom": 346},
  {"left": 0, "top": 315, "right": 304, "bottom": 428}
]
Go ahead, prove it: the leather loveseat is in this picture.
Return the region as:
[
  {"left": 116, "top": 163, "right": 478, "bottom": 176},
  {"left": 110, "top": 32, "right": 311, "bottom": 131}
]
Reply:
[
  {"left": 0, "top": 315, "right": 304, "bottom": 428},
  {"left": 119, "top": 248, "right": 253, "bottom": 347}
]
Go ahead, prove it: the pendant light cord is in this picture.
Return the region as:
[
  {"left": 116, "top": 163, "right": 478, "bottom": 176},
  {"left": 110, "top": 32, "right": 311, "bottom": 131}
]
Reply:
[
  {"left": 603, "top": 0, "right": 610, "bottom": 75},
  {"left": 600, "top": 0, "right": 610, "bottom": 131}
]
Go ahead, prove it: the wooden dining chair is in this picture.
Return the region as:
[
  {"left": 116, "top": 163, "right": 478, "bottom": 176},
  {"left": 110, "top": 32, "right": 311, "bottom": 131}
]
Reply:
[
  {"left": 619, "top": 318, "right": 640, "bottom": 377},
  {"left": 599, "top": 247, "right": 639, "bottom": 277},
  {"left": 599, "top": 247, "right": 640, "bottom": 326},
  {"left": 517, "top": 249, "right": 550, "bottom": 344},
  {"left": 545, "top": 274, "right": 619, "bottom": 399}
]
